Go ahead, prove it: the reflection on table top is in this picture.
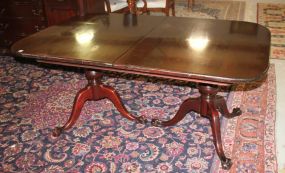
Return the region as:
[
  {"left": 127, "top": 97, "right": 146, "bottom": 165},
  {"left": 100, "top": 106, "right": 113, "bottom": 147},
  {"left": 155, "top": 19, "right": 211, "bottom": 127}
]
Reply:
[{"left": 11, "top": 13, "right": 271, "bottom": 84}]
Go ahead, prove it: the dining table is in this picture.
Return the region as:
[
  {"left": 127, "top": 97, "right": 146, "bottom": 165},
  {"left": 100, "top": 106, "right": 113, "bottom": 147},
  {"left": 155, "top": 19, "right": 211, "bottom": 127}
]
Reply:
[{"left": 11, "top": 13, "right": 271, "bottom": 169}]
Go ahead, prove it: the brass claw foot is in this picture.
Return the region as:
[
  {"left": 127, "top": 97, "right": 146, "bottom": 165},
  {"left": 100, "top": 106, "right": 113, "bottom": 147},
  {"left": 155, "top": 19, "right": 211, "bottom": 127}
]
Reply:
[
  {"left": 231, "top": 107, "right": 242, "bottom": 117},
  {"left": 151, "top": 119, "right": 163, "bottom": 126},
  {"left": 136, "top": 116, "right": 148, "bottom": 124},
  {"left": 52, "top": 127, "right": 64, "bottom": 137},
  {"left": 221, "top": 158, "right": 232, "bottom": 170}
]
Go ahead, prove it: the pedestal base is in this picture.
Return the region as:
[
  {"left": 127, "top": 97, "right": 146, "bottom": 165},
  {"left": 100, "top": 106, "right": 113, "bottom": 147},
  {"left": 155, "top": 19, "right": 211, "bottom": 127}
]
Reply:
[
  {"left": 52, "top": 70, "right": 147, "bottom": 137},
  {"left": 151, "top": 84, "right": 241, "bottom": 170},
  {"left": 52, "top": 73, "right": 240, "bottom": 170}
]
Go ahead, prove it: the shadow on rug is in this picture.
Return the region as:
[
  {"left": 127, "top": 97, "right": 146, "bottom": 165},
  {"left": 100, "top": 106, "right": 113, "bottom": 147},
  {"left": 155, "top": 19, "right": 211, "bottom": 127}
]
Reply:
[
  {"left": 0, "top": 56, "right": 277, "bottom": 172},
  {"left": 258, "top": 3, "right": 285, "bottom": 59}
]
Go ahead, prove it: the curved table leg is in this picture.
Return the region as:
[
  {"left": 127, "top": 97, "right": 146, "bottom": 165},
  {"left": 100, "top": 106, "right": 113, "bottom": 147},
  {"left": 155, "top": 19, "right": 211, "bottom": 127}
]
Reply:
[
  {"left": 52, "top": 86, "right": 93, "bottom": 137},
  {"left": 209, "top": 102, "right": 232, "bottom": 170},
  {"left": 151, "top": 97, "right": 200, "bottom": 126},
  {"left": 151, "top": 84, "right": 241, "bottom": 170},
  {"left": 52, "top": 70, "right": 146, "bottom": 137}
]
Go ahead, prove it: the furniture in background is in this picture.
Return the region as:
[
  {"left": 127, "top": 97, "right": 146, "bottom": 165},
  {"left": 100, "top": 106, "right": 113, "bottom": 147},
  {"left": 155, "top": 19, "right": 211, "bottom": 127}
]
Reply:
[
  {"left": 0, "top": 0, "right": 106, "bottom": 54},
  {"left": 104, "top": 0, "right": 147, "bottom": 14},
  {"left": 104, "top": 0, "right": 174, "bottom": 16},
  {"left": 145, "top": 0, "right": 175, "bottom": 16},
  {"left": 188, "top": 0, "right": 194, "bottom": 8},
  {"left": 11, "top": 13, "right": 270, "bottom": 170},
  {"left": 104, "top": 0, "right": 128, "bottom": 13},
  {"left": 43, "top": 0, "right": 77, "bottom": 26},
  {"left": 0, "top": 0, "right": 46, "bottom": 53},
  {"left": 79, "top": 0, "right": 106, "bottom": 15},
  {"left": 128, "top": 0, "right": 147, "bottom": 14}
]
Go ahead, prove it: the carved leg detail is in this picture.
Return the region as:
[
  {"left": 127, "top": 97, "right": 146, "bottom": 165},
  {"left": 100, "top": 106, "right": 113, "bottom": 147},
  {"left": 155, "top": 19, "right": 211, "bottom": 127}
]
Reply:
[
  {"left": 152, "top": 97, "right": 200, "bottom": 126},
  {"left": 215, "top": 95, "right": 242, "bottom": 118},
  {"left": 209, "top": 102, "right": 232, "bottom": 170}
]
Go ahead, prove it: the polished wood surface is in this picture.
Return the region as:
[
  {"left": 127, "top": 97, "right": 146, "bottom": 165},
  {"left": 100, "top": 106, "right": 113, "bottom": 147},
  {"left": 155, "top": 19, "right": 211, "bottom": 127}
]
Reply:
[
  {"left": 12, "top": 14, "right": 165, "bottom": 68},
  {"left": 11, "top": 13, "right": 270, "bottom": 85},
  {"left": 115, "top": 17, "right": 270, "bottom": 83}
]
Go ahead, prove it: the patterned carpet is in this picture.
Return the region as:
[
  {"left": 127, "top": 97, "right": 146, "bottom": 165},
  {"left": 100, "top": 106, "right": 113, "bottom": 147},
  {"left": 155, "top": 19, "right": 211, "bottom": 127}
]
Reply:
[
  {"left": 0, "top": 55, "right": 277, "bottom": 172},
  {"left": 258, "top": 3, "right": 285, "bottom": 59},
  {"left": 175, "top": 0, "right": 245, "bottom": 20}
]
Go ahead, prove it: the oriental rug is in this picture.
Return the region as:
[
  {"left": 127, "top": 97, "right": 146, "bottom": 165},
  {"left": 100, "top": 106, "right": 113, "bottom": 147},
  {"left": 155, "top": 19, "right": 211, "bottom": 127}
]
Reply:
[
  {"left": 0, "top": 56, "right": 277, "bottom": 172},
  {"left": 175, "top": 0, "right": 245, "bottom": 20},
  {"left": 258, "top": 3, "right": 285, "bottom": 59}
]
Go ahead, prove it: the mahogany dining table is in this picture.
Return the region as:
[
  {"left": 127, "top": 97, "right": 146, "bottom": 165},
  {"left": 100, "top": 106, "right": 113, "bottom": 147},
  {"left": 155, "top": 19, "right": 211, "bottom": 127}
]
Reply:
[{"left": 11, "top": 13, "right": 271, "bottom": 170}]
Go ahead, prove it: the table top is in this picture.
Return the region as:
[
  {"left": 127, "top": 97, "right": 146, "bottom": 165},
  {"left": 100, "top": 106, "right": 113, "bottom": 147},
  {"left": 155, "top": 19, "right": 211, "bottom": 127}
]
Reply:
[{"left": 11, "top": 13, "right": 271, "bottom": 85}]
